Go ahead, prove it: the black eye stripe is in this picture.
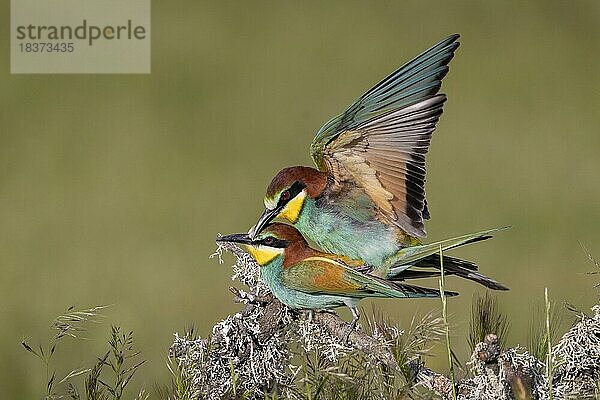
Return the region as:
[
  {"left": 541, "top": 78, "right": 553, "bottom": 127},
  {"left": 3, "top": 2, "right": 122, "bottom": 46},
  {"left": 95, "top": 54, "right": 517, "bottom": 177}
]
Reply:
[
  {"left": 277, "top": 181, "right": 306, "bottom": 207},
  {"left": 255, "top": 237, "right": 288, "bottom": 248}
]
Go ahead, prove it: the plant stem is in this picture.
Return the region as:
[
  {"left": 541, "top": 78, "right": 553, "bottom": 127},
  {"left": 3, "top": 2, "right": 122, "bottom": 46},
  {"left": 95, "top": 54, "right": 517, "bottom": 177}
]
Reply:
[
  {"left": 439, "top": 245, "right": 457, "bottom": 400},
  {"left": 545, "top": 287, "right": 553, "bottom": 399}
]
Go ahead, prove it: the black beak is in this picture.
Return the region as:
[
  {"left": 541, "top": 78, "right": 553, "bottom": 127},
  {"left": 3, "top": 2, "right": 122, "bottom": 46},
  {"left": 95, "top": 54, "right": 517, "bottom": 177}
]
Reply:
[
  {"left": 216, "top": 233, "right": 253, "bottom": 245},
  {"left": 248, "top": 207, "right": 280, "bottom": 239}
]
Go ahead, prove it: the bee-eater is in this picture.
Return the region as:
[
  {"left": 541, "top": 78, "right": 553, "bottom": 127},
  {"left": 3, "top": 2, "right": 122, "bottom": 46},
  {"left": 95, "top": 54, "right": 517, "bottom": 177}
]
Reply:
[
  {"left": 247, "top": 34, "right": 506, "bottom": 287},
  {"left": 218, "top": 223, "right": 462, "bottom": 331}
]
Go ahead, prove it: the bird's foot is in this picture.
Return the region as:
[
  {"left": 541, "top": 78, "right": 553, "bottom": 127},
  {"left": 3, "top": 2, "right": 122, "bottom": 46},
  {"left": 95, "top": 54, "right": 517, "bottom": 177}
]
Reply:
[
  {"left": 343, "top": 319, "right": 358, "bottom": 345},
  {"left": 343, "top": 307, "right": 361, "bottom": 345}
]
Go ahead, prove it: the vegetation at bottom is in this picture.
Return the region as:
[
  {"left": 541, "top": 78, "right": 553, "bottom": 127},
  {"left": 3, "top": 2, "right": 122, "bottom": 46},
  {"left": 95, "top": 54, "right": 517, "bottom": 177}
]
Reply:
[{"left": 23, "top": 251, "right": 600, "bottom": 399}]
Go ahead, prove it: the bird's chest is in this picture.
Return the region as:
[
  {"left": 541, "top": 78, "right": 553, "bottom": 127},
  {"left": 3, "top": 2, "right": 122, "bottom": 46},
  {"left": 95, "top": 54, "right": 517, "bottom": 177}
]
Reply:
[{"left": 296, "top": 199, "right": 398, "bottom": 266}]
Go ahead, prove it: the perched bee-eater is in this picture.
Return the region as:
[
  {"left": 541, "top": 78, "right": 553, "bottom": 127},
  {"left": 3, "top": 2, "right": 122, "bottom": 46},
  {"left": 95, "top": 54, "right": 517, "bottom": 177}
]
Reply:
[
  {"left": 218, "top": 223, "right": 459, "bottom": 330},
  {"left": 248, "top": 34, "right": 506, "bottom": 286}
]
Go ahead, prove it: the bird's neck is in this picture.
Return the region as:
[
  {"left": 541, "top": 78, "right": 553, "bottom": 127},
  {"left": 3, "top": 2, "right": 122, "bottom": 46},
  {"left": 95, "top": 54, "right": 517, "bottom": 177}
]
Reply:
[
  {"left": 293, "top": 166, "right": 328, "bottom": 198},
  {"left": 282, "top": 239, "right": 322, "bottom": 269}
]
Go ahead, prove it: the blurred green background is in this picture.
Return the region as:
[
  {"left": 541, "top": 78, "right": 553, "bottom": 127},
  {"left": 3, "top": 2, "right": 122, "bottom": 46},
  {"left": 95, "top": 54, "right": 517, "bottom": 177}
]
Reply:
[{"left": 2, "top": 1, "right": 599, "bottom": 397}]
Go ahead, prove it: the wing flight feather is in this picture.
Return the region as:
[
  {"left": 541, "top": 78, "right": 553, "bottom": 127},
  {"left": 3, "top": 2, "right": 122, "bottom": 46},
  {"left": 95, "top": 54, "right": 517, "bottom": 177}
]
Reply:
[{"left": 309, "top": 35, "right": 460, "bottom": 237}]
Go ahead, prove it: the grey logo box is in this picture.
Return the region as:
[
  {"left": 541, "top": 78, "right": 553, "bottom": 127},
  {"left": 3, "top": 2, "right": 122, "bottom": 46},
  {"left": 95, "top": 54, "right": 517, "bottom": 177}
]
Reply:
[{"left": 11, "top": 0, "right": 151, "bottom": 74}]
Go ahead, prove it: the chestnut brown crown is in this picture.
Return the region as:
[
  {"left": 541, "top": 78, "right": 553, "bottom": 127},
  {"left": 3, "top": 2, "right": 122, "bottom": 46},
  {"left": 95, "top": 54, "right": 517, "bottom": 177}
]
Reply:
[{"left": 265, "top": 166, "right": 327, "bottom": 202}]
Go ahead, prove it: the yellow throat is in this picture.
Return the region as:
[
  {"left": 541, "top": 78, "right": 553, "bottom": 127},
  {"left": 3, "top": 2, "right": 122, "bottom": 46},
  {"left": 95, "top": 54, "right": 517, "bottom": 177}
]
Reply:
[
  {"left": 245, "top": 245, "right": 284, "bottom": 266},
  {"left": 278, "top": 190, "right": 306, "bottom": 223}
]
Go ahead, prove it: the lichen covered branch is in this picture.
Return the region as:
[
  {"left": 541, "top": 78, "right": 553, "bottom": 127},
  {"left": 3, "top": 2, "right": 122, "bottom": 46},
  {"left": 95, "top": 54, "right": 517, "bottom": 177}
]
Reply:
[{"left": 171, "top": 242, "right": 600, "bottom": 400}]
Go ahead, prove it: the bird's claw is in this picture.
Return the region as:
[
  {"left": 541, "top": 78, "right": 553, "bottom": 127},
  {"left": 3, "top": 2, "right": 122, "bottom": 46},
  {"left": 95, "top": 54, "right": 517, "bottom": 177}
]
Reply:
[
  {"left": 343, "top": 319, "right": 358, "bottom": 344},
  {"left": 343, "top": 307, "right": 360, "bottom": 345}
]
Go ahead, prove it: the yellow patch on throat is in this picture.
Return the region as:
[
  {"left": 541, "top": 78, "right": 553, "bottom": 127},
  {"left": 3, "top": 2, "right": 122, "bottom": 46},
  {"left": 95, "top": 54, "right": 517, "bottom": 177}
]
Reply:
[
  {"left": 245, "top": 245, "right": 284, "bottom": 266},
  {"left": 278, "top": 190, "right": 306, "bottom": 223}
]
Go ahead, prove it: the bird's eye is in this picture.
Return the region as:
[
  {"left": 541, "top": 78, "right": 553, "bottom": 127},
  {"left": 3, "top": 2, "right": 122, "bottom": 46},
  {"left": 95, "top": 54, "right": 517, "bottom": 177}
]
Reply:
[
  {"left": 263, "top": 237, "right": 274, "bottom": 245},
  {"left": 280, "top": 190, "right": 291, "bottom": 202}
]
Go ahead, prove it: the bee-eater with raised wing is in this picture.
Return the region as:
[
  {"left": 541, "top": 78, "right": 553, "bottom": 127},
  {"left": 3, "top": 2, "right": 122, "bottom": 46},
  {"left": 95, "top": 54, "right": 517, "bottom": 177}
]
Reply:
[
  {"left": 247, "top": 34, "right": 507, "bottom": 288},
  {"left": 218, "top": 223, "right": 464, "bottom": 331}
]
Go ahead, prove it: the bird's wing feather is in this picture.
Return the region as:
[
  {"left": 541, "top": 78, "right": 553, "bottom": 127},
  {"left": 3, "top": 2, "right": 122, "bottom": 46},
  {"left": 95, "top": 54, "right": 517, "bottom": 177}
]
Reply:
[
  {"left": 280, "top": 257, "right": 446, "bottom": 298},
  {"left": 322, "top": 96, "right": 446, "bottom": 237},
  {"left": 310, "top": 35, "right": 460, "bottom": 237},
  {"left": 311, "top": 34, "right": 459, "bottom": 159}
]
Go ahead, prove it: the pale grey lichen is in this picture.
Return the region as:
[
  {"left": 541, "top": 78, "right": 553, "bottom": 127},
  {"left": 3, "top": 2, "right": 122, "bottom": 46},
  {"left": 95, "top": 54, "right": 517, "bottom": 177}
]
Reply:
[
  {"left": 497, "top": 347, "right": 548, "bottom": 400},
  {"left": 552, "top": 305, "right": 600, "bottom": 399},
  {"left": 173, "top": 241, "right": 294, "bottom": 398},
  {"left": 455, "top": 308, "right": 600, "bottom": 400},
  {"left": 458, "top": 347, "right": 547, "bottom": 400},
  {"left": 294, "top": 311, "right": 353, "bottom": 361},
  {"left": 210, "top": 237, "right": 266, "bottom": 291},
  {"left": 170, "top": 300, "right": 295, "bottom": 399}
]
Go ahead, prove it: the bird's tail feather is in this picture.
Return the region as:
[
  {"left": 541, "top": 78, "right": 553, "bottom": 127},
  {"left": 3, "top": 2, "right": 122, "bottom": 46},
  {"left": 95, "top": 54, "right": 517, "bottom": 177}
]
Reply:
[
  {"left": 388, "top": 281, "right": 458, "bottom": 298},
  {"left": 389, "top": 262, "right": 509, "bottom": 291},
  {"left": 386, "top": 228, "right": 510, "bottom": 290},
  {"left": 414, "top": 253, "right": 478, "bottom": 271},
  {"left": 392, "top": 227, "right": 509, "bottom": 266},
  {"left": 446, "top": 267, "right": 508, "bottom": 290},
  {"left": 368, "top": 273, "right": 458, "bottom": 298}
]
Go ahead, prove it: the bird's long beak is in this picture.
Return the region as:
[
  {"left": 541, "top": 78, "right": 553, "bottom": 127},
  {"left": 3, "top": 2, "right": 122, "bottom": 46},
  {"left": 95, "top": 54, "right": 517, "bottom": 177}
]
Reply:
[
  {"left": 216, "top": 233, "right": 253, "bottom": 245},
  {"left": 248, "top": 207, "right": 279, "bottom": 239}
]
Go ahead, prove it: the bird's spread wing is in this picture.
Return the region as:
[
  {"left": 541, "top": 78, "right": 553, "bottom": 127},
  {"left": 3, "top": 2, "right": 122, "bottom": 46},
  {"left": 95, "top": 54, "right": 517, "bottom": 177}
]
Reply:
[
  {"left": 310, "top": 35, "right": 460, "bottom": 237},
  {"left": 280, "top": 257, "right": 445, "bottom": 299}
]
